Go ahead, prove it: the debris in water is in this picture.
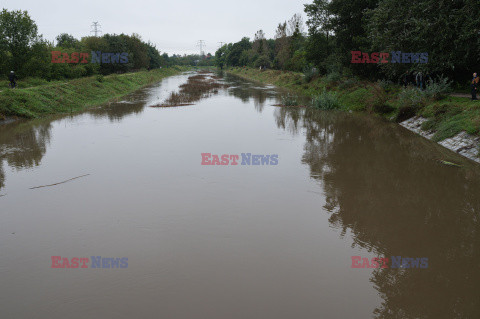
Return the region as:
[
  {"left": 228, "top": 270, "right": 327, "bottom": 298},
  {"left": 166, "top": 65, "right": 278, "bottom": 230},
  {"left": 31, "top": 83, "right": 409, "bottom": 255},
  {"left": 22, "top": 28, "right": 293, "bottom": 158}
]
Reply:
[
  {"left": 29, "top": 174, "right": 90, "bottom": 190},
  {"left": 438, "top": 160, "right": 462, "bottom": 167}
]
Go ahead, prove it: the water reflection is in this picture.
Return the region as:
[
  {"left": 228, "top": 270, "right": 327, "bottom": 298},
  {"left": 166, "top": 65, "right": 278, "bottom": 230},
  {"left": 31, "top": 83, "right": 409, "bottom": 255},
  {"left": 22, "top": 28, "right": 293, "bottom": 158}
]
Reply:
[
  {"left": 224, "top": 73, "right": 275, "bottom": 112},
  {"left": 88, "top": 98, "right": 145, "bottom": 122},
  {"left": 0, "top": 119, "right": 53, "bottom": 191},
  {"left": 275, "top": 106, "right": 480, "bottom": 318},
  {"left": 274, "top": 106, "right": 302, "bottom": 136}
]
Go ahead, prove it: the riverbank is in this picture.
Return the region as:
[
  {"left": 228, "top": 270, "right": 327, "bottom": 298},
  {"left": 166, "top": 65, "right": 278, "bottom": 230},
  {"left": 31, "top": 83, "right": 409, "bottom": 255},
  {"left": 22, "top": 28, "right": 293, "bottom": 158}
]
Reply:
[
  {"left": 0, "top": 67, "right": 188, "bottom": 119},
  {"left": 227, "top": 67, "right": 480, "bottom": 162}
]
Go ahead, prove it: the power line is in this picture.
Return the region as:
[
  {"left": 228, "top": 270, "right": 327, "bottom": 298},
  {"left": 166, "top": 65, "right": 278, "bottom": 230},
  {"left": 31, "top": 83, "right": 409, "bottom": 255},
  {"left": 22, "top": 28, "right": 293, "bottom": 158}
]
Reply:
[
  {"left": 196, "top": 40, "right": 205, "bottom": 56},
  {"left": 90, "top": 22, "right": 102, "bottom": 37}
]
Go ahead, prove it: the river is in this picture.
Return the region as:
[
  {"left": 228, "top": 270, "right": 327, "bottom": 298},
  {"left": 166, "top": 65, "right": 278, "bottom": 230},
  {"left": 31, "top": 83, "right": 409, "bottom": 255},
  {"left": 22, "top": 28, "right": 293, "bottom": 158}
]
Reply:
[{"left": 1, "top": 71, "right": 479, "bottom": 318}]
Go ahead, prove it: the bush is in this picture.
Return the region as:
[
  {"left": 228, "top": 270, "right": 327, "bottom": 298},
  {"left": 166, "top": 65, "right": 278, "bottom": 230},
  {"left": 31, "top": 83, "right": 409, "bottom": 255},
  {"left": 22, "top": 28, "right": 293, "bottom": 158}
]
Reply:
[
  {"left": 367, "top": 84, "right": 393, "bottom": 114},
  {"left": 377, "top": 79, "right": 395, "bottom": 93},
  {"left": 312, "top": 89, "right": 340, "bottom": 110},
  {"left": 96, "top": 74, "right": 104, "bottom": 82},
  {"left": 338, "top": 77, "right": 358, "bottom": 90},
  {"left": 280, "top": 93, "right": 299, "bottom": 106},
  {"left": 424, "top": 75, "right": 452, "bottom": 100},
  {"left": 303, "top": 67, "right": 319, "bottom": 83},
  {"left": 326, "top": 71, "right": 341, "bottom": 83},
  {"left": 398, "top": 87, "right": 425, "bottom": 109}
]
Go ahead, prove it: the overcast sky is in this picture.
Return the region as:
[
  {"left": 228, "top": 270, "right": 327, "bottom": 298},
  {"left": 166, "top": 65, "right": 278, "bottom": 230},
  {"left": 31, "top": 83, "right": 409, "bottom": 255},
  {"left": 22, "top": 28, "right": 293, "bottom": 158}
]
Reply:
[{"left": 3, "top": 0, "right": 308, "bottom": 55}]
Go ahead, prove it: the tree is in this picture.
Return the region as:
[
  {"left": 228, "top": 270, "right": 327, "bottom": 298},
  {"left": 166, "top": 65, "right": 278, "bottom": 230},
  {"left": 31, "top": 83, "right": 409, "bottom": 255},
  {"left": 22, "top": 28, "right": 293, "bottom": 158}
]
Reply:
[
  {"left": 253, "top": 29, "right": 269, "bottom": 55},
  {"left": 328, "top": 0, "right": 379, "bottom": 63},
  {"left": 304, "top": 0, "right": 333, "bottom": 56},
  {"left": 56, "top": 33, "right": 79, "bottom": 49},
  {"left": 225, "top": 38, "right": 251, "bottom": 67},
  {"left": 0, "top": 9, "right": 39, "bottom": 75},
  {"left": 287, "top": 13, "right": 305, "bottom": 38},
  {"left": 366, "top": 0, "right": 480, "bottom": 81},
  {"left": 215, "top": 45, "right": 229, "bottom": 69},
  {"left": 146, "top": 42, "right": 163, "bottom": 69},
  {"left": 274, "top": 22, "right": 291, "bottom": 69}
]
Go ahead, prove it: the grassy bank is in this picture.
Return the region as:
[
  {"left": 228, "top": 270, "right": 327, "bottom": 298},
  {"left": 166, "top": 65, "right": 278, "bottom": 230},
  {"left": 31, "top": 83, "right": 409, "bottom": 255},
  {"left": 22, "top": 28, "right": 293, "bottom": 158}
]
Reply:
[
  {"left": 0, "top": 67, "right": 188, "bottom": 119},
  {"left": 227, "top": 67, "right": 480, "bottom": 142}
]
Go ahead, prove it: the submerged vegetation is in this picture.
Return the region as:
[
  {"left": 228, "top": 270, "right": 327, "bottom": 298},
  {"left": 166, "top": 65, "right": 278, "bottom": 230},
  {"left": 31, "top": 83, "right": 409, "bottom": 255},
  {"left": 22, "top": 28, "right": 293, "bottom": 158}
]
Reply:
[
  {"left": 279, "top": 94, "right": 301, "bottom": 107},
  {"left": 152, "top": 70, "right": 229, "bottom": 107}
]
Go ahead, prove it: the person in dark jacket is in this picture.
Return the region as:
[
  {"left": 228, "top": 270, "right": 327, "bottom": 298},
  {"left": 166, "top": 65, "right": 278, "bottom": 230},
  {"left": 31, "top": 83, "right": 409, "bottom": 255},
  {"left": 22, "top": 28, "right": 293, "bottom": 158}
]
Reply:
[
  {"left": 472, "top": 73, "right": 479, "bottom": 100},
  {"left": 8, "top": 71, "right": 17, "bottom": 89},
  {"left": 401, "top": 71, "right": 409, "bottom": 88},
  {"left": 416, "top": 71, "right": 424, "bottom": 90}
]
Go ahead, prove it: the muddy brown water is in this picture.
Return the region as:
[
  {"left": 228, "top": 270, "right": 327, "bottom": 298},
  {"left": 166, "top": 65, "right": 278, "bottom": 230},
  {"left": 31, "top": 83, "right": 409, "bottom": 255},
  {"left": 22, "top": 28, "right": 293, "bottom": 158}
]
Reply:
[{"left": 1, "top": 72, "right": 479, "bottom": 319}]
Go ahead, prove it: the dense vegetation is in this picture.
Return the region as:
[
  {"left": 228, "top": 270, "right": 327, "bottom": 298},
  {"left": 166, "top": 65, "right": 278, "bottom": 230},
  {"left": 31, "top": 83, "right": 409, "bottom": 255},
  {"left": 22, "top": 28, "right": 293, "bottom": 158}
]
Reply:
[
  {"left": 0, "top": 9, "right": 212, "bottom": 81},
  {"left": 220, "top": 0, "right": 480, "bottom": 144},
  {"left": 216, "top": 0, "right": 480, "bottom": 86}
]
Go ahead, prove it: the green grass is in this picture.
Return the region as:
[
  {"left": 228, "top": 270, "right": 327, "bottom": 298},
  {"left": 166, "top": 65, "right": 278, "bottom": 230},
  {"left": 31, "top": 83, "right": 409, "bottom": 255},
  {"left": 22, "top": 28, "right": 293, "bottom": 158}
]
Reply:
[
  {"left": 228, "top": 67, "right": 480, "bottom": 141},
  {"left": 419, "top": 97, "right": 480, "bottom": 141},
  {"left": 0, "top": 67, "right": 188, "bottom": 119},
  {"left": 0, "top": 77, "right": 59, "bottom": 90}
]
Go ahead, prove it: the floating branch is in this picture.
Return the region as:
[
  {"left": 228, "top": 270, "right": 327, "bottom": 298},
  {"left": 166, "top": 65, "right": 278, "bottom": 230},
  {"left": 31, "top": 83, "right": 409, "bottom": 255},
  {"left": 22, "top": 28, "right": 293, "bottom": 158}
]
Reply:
[{"left": 29, "top": 174, "right": 90, "bottom": 190}]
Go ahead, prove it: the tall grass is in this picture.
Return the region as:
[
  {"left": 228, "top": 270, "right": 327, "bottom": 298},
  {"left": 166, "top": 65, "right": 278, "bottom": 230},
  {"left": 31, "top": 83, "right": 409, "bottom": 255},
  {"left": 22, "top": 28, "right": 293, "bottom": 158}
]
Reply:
[
  {"left": 280, "top": 93, "right": 299, "bottom": 106},
  {"left": 312, "top": 89, "right": 340, "bottom": 110}
]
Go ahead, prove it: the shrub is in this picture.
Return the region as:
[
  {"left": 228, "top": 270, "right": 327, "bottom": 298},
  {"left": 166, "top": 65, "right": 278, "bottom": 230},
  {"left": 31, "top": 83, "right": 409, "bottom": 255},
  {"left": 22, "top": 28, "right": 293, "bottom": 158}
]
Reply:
[
  {"left": 424, "top": 75, "right": 452, "bottom": 100},
  {"left": 312, "top": 89, "right": 340, "bottom": 110},
  {"left": 377, "top": 79, "right": 395, "bottom": 93},
  {"left": 96, "top": 74, "right": 104, "bottom": 82},
  {"left": 326, "top": 71, "right": 341, "bottom": 83},
  {"left": 398, "top": 87, "right": 425, "bottom": 109},
  {"left": 338, "top": 77, "right": 358, "bottom": 90},
  {"left": 367, "top": 84, "right": 393, "bottom": 114},
  {"left": 303, "top": 67, "right": 319, "bottom": 83},
  {"left": 280, "top": 93, "right": 299, "bottom": 106}
]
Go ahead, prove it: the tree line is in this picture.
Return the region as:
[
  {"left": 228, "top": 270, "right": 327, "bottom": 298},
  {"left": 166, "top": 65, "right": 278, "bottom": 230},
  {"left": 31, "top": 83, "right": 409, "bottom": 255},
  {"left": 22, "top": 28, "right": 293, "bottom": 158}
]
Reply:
[
  {"left": 215, "top": 0, "right": 480, "bottom": 84},
  {"left": 0, "top": 8, "right": 213, "bottom": 81}
]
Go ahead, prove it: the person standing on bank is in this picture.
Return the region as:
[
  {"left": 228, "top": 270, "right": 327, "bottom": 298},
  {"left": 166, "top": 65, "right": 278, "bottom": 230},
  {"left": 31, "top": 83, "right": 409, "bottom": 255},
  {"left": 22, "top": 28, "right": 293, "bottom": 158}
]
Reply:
[
  {"left": 472, "top": 73, "right": 479, "bottom": 100},
  {"left": 8, "top": 71, "right": 17, "bottom": 89},
  {"left": 416, "top": 71, "right": 424, "bottom": 90}
]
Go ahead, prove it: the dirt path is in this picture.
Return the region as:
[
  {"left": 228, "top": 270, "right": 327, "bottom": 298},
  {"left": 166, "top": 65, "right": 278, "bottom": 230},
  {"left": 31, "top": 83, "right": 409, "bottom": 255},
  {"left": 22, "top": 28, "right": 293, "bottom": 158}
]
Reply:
[{"left": 450, "top": 93, "right": 472, "bottom": 98}]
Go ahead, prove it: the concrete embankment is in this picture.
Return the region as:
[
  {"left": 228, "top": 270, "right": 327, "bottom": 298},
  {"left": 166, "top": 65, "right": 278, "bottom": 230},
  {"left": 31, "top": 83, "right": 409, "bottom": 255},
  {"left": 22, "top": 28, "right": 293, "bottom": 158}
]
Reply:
[{"left": 401, "top": 117, "right": 480, "bottom": 163}]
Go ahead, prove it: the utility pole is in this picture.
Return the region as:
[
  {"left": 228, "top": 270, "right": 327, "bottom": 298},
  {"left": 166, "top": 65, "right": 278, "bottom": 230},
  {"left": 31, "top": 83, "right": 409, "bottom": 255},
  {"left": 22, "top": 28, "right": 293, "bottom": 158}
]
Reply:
[
  {"left": 196, "top": 40, "right": 205, "bottom": 56},
  {"left": 218, "top": 42, "right": 225, "bottom": 48},
  {"left": 90, "top": 22, "right": 102, "bottom": 37}
]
